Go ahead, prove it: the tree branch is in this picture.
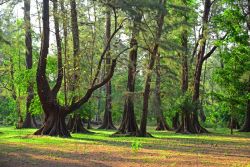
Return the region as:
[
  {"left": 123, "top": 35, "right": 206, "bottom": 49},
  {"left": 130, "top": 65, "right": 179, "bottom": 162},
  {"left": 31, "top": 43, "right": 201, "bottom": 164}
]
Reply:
[
  {"left": 52, "top": 0, "right": 63, "bottom": 95},
  {"left": 67, "top": 47, "right": 130, "bottom": 114},
  {"left": 91, "top": 18, "right": 127, "bottom": 87},
  {"left": 202, "top": 33, "right": 227, "bottom": 62}
]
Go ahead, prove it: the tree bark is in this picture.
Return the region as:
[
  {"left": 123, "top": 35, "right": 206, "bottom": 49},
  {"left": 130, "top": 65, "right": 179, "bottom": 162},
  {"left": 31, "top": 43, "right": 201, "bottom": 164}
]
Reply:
[
  {"left": 239, "top": 0, "right": 250, "bottom": 133},
  {"left": 22, "top": 0, "right": 37, "bottom": 128},
  {"left": 70, "top": 0, "right": 79, "bottom": 91},
  {"left": 240, "top": 100, "right": 250, "bottom": 132},
  {"left": 60, "top": 0, "right": 68, "bottom": 106},
  {"left": 155, "top": 54, "right": 171, "bottom": 131},
  {"left": 99, "top": 4, "right": 116, "bottom": 130},
  {"left": 35, "top": 0, "right": 124, "bottom": 137},
  {"left": 67, "top": 114, "right": 92, "bottom": 133},
  {"left": 190, "top": 0, "right": 212, "bottom": 133},
  {"left": 35, "top": 0, "right": 70, "bottom": 137},
  {"left": 68, "top": 0, "right": 91, "bottom": 132},
  {"left": 177, "top": 0, "right": 215, "bottom": 134},
  {"left": 34, "top": 105, "right": 70, "bottom": 137},
  {"left": 176, "top": 14, "right": 191, "bottom": 133},
  {"left": 140, "top": 0, "right": 166, "bottom": 137},
  {"left": 115, "top": 15, "right": 142, "bottom": 136},
  {"left": 172, "top": 112, "right": 180, "bottom": 130}
]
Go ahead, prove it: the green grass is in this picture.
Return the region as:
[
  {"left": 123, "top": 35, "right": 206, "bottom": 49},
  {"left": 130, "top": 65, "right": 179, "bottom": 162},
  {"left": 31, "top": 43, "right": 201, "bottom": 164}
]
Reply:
[{"left": 0, "top": 126, "right": 249, "bottom": 167}]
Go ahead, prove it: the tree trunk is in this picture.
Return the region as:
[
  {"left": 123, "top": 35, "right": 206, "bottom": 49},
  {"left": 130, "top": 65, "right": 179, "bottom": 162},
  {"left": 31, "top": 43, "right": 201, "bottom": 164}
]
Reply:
[
  {"left": 99, "top": 4, "right": 116, "bottom": 130},
  {"left": 22, "top": 112, "right": 38, "bottom": 128},
  {"left": 98, "top": 101, "right": 116, "bottom": 129},
  {"left": 140, "top": 0, "right": 166, "bottom": 137},
  {"left": 35, "top": 0, "right": 123, "bottom": 137},
  {"left": 87, "top": 117, "right": 92, "bottom": 129},
  {"left": 172, "top": 112, "right": 180, "bottom": 130},
  {"left": 16, "top": 98, "right": 23, "bottom": 129},
  {"left": 22, "top": 0, "right": 36, "bottom": 128},
  {"left": 239, "top": 1, "right": 250, "bottom": 132},
  {"left": 154, "top": 54, "right": 171, "bottom": 131},
  {"left": 60, "top": 0, "right": 68, "bottom": 106},
  {"left": 116, "top": 98, "right": 139, "bottom": 135},
  {"left": 228, "top": 117, "right": 240, "bottom": 130},
  {"left": 115, "top": 15, "right": 142, "bottom": 136},
  {"left": 70, "top": 0, "right": 80, "bottom": 92},
  {"left": 67, "top": 114, "right": 92, "bottom": 133},
  {"left": 189, "top": 0, "right": 213, "bottom": 134},
  {"left": 176, "top": 5, "right": 191, "bottom": 133},
  {"left": 177, "top": 0, "right": 212, "bottom": 134},
  {"left": 34, "top": 105, "right": 70, "bottom": 137},
  {"left": 67, "top": 115, "right": 74, "bottom": 130},
  {"left": 240, "top": 100, "right": 250, "bottom": 132}
]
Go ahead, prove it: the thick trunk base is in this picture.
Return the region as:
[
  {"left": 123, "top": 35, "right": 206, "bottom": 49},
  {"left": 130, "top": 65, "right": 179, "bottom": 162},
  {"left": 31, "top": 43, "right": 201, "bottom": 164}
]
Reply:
[
  {"left": 114, "top": 100, "right": 139, "bottom": 136},
  {"left": 176, "top": 111, "right": 208, "bottom": 134},
  {"left": 98, "top": 123, "right": 116, "bottom": 130},
  {"left": 156, "top": 118, "right": 171, "bottom": 131},
  {"left": 114, "top": 121, "right": 139, "bottom": 136},
  {"left": 22, "top": 112, "right": 38, "bottom": 128},
  {"left": 137, "top": 131, "right": 153, "bottom": 137},
  {"left": 98, "top": 111, "right": 116, "bottom": 130},
  {"left": 67, "top": 115, "right": 93, "bottom": 134},
  {"left": 34, "top": 112, "right": 70, "bottom": 137}
]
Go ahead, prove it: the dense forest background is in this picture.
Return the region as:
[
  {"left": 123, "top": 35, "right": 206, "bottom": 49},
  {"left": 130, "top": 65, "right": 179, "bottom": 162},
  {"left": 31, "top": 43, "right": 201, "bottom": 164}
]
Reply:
[{"left": 0, "top": 0, "right": 249, "bottom": 137}]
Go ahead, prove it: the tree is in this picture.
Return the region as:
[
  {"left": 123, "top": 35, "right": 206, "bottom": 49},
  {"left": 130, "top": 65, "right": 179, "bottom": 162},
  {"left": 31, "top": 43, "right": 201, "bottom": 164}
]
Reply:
[
  {"left": 239, "top": 0, "right": 250, "bottom": 132},
  {"left": 154, "top": 53, "right": 171, "bottom": 131},
  {"left": 140, "top": 0, "right": 166, "bottom": 137},
  {"left": 178, "top": 0, "right": 226, "bottom": 134},
  {"left": 66, "top": 0, "right": 92, "bottom": 134},
  {"left": 99, "top": 3, "right": 116, "bottom": 130},
  {"left": 176, "top": 0, "right": 190, "bottom": 133},
  {"left": 34, "top": 0, "right": 126, "bottom": 137},
  {"left": 115, "top": 14, "right": 142, "bottom": 136},
  {"left": 22, "top": 0, "right": 37, "bottom": 128}
]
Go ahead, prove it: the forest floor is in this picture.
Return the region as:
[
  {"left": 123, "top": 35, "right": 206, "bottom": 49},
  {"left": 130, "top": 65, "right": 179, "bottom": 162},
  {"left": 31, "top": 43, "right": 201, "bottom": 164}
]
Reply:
[{"left": 0, "top": 126, "right": 249, "bottom": 167}]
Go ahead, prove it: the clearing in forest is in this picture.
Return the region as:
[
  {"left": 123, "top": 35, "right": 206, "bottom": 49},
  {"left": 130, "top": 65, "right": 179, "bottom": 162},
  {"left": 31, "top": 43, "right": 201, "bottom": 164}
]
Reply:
[{"left": 0, "top": 127, "right": 249, "bottom": 167}]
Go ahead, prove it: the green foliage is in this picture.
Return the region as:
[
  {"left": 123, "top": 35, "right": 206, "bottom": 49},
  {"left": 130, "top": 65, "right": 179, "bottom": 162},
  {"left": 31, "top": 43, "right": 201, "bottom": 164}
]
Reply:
[
  {"left": 210, "top": 0, "right": 250, "bottom": 127},
  {"left": 176, "top": 92, "right": 195, "bottom": 113},
  {"left": 0, "top": 97, "right": 16, "bottom": 125},
  {"left": 0, "top": 0, "right": 249, "bottom": 131}
]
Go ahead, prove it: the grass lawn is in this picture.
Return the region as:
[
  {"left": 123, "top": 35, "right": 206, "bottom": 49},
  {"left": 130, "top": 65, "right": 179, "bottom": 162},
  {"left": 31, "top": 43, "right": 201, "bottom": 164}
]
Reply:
[{"left": 0, "top": 126, "right": 249, "bottom": 167}]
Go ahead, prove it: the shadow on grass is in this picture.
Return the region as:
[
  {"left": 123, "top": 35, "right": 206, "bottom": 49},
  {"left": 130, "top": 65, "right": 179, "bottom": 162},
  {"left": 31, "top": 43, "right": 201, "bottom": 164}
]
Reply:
[
  {"left": 0, "top": 143, "right": 229, "bottom": 167},
  {"left": 0, "top": 143, "right": 113, "bottom": 167},
  {"left": 70, "top": 134, "right": 250, "bottom": 159}
]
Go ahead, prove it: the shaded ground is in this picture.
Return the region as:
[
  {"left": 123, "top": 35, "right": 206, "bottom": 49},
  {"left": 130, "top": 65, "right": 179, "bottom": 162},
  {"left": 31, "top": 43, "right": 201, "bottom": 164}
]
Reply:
[{"left": 0, "top": 127, "right": 249, "bottom": 167}]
